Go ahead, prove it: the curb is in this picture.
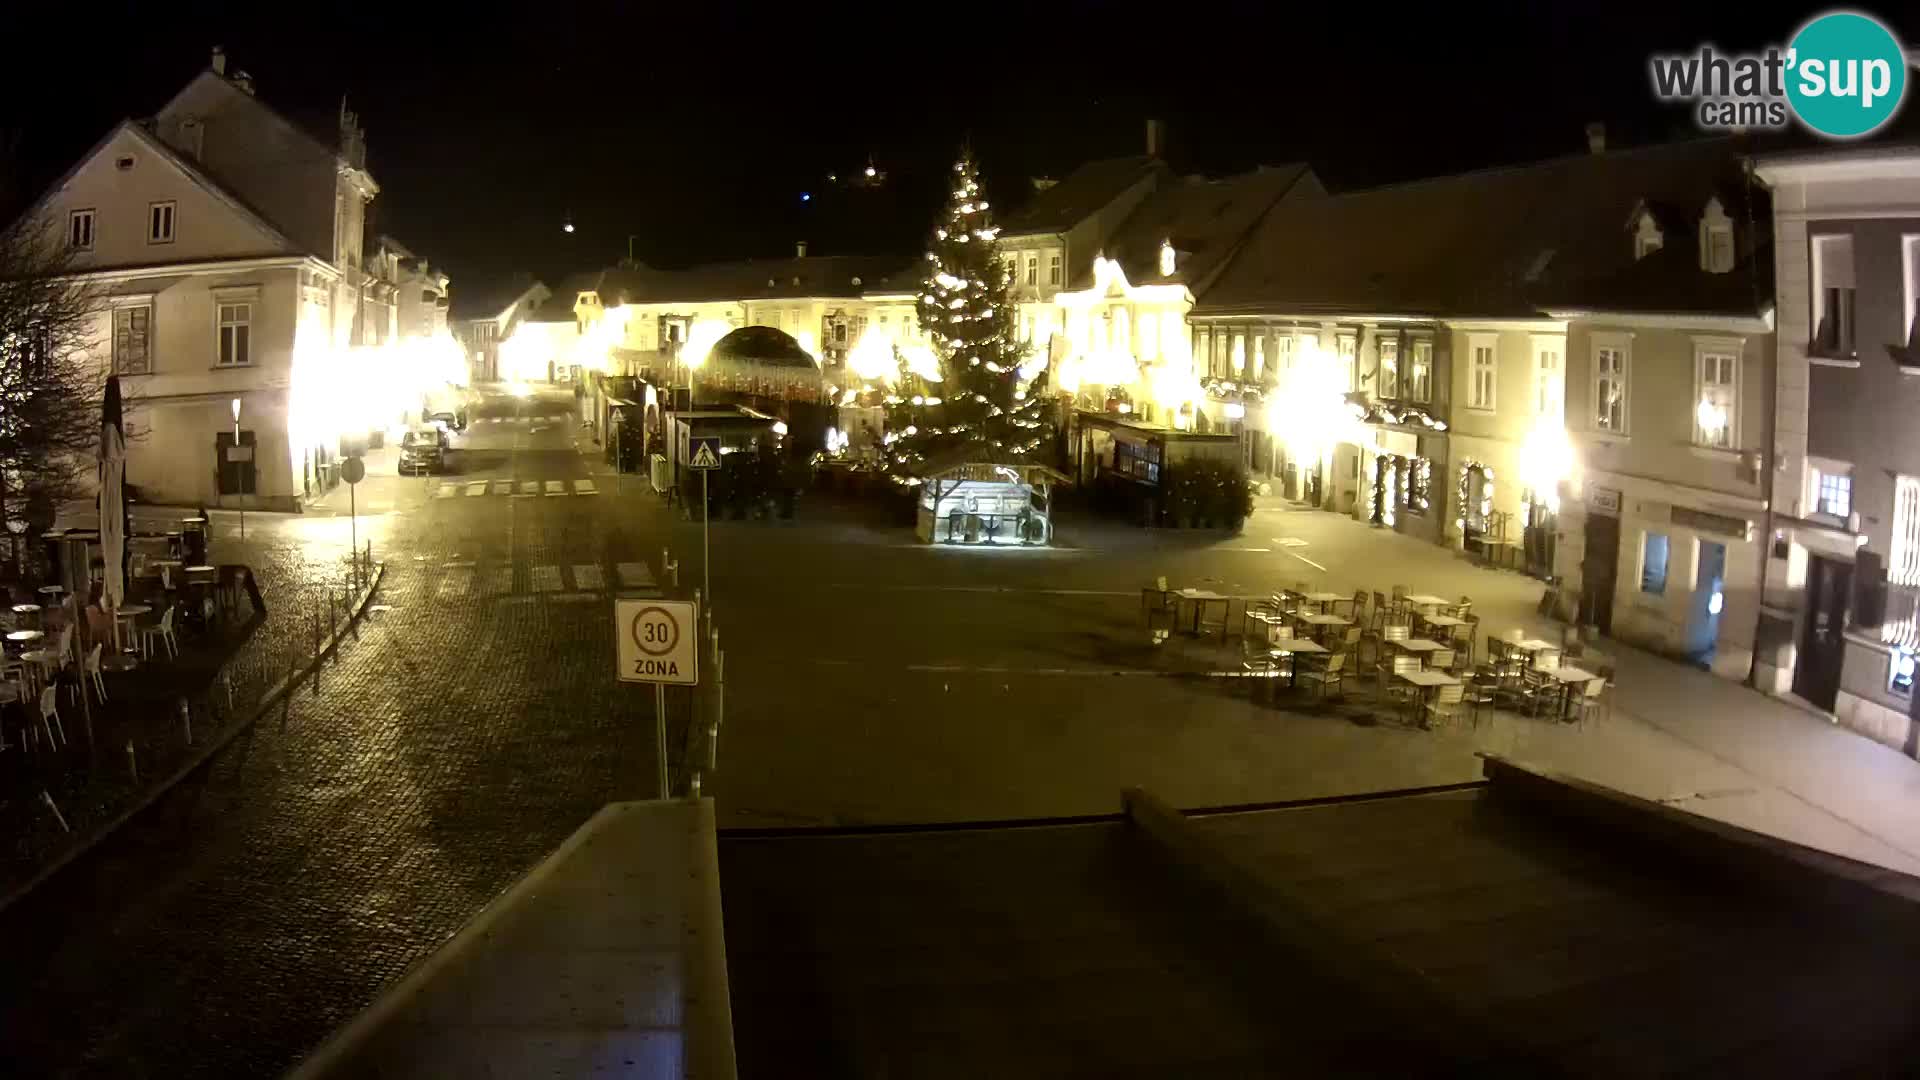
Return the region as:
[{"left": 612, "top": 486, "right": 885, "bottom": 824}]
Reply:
[{"left": 0, "top": 563, "right": 386, "bottom": 918}]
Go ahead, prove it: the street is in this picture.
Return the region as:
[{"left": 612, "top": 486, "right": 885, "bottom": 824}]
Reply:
[{"left": 7, "top": 384, "right": 1920, "bottom": 1076}]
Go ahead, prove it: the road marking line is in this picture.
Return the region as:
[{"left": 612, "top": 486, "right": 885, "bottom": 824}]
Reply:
[
  {"left": 519, "top": 481, "right": 540, "bottom": 495},
  {"left": 825, "top": 583, "right": 1134, "bottom": 596},
  {"left": 1286, "top": 550, "right": 1329, "bottom": 572},
  {"left": 616, "top": 562, "right": 656, "bottom": 588},
  {"left": 493, "top": 480, "right": 515, "bottom": 495},
  {"left": 530, "top": 565, "right": 563, "bottom": 592},
  {"left": 488, "top": 567, "right": 514, "bottom": 594},
  {"left": 433, "top": 485, "right": 457, "bottom": 499},
  {"left": 1220, "top": 547, "right": 1271, "bottom": 552},
  {"left": 574, "top": 479, "right": 597, "bottom": 495},
  {"left": 901, "top": 663, "right": 1173, "bottom": 676},
  {"left": 573, "top": 564, "right": 604, "bottom": 590},
  {"left": 1271, "top": 537, "right": 1308, "bottom": 547},
  {"left": 465, "top": 482, "right": 487, "bottom": 496},
  {"left": 437, "top": 570, "right": 470, "bottom": 598},
  {"left": 544, "top": 480, "right": 565, "bottom": 496}
]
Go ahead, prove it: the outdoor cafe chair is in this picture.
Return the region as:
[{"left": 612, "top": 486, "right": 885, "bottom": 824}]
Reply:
[
  {"left": 1242, "top": 657, "right": 1284, "bottom": 703},
  {"left": 1459, "top": 673, "right": 1496, "bottom": 724},
  {"left": 141, "top": 607, "right": 179, "bottom": 661},
  {"left": 75, "top": 643, "right": 106, "bottom": 705},
  {"left": 1384, "top": 656, "right": 1423, "bottom": 717},
  {"left": 1425, "top": 684, "right": 1467, "bottom": 729},
  {"left": 37, "top": 686, "right": 66, "bottom": 750},
  {"left": 1296, "top": 653, "right": 1345, "bottom": 699},
  {"left": 1571, "top": 676, "right": 1608, "bottom": 728},
  {"left": 1429, "top": 648, "right": 1455, "bottom": 672}
]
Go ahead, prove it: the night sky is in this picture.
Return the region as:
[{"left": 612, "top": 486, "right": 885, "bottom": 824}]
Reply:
[{"left": 2, "top": 2, "right": 1914, "bottom": 300}]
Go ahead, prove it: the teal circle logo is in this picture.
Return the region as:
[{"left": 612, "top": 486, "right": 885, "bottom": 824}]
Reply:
[{"left": 1786, "top": 11, "right": 1908, "bottom": 138}]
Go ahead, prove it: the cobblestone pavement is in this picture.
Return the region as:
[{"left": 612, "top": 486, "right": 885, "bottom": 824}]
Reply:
[{"left": 10, "top": 385, "right": 1920, "bottom": 1075}]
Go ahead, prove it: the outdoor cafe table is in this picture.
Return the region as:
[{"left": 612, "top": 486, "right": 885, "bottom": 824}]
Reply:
[
  {"left": 1301, "top": 591, "right": 1347, "bottom": 613},
  {"left": 114, "top": 603, "right": 153, "bottom": 653},
  {"left": 11, "top": 603, "right": 42, "bottom": 623},
  {"left": 1175, "top": 589, "right": 1231, "bottom": 637},
  {"left": 1419, "top": 612, "right": 1467, "bottom": 631},
  {"left": 5, "top": 630, "right": 44, "bottom": 646},
  {"left": 1397, "top": 667, "right": 1461, "bottom": 721},
  {"left": 1245, "top": 609, "right": 1288, "bottom": 644},
  {"left": 1543, "top": 664, "right": 1600, "bottom": 717},
  {"left": 1403, "top": 594, "right": 1452, "bottom": 611},
  {"left": 1295, "top": 611, "right": 1350, "bottom": 643},
  {"left": 1268, "top": 638, "right": 1327, "bottom": 686},
  {"left": 1388, "top": 637, "right": 1445, "bottom": 663}
]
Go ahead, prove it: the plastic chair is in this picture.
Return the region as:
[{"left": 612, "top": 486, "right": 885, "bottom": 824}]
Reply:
[
  {"left": 141, "top": 607, "right": 179, "bottom": 660},
  {"left": 38, "top": 686, "right": 67, "bottom": 749},
  {"left": 1572, "top": 676, "right": 1608, "bottom": 728}
]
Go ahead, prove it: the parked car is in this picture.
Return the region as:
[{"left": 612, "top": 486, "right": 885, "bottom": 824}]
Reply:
[{"left": 398, "top": 425, "right": 446, "bottom": 475}]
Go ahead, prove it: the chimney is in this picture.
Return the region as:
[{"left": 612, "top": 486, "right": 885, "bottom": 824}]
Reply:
[
  {"left": 233, "top": 70, "right": 255, "bottom": 96},
  {"left": 1146, "top": 117, "right": 1164, "bottom": 158},
  {"left": 1585, "top": 122, "right": 1606, "bottom": 155},
  {"left": 211, "top": 46, "right": 226, "bottom": 76},
  {"left": 796, "top": 241, "right": 808, "bottom": 259}
]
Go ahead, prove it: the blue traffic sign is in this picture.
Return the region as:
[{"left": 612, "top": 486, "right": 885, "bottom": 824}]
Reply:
[{"left": 687, "top": 435, "right": 722, "bottom": 470}]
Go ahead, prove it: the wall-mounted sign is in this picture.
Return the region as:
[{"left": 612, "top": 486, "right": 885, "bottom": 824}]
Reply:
[{"left": 1588, "top": 486, "right": 1621, "bottom": 516}]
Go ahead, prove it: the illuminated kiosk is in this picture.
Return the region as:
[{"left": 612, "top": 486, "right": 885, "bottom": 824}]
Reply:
[{"left": 910, "top": 445, "right": 1067, "bottom": 546}]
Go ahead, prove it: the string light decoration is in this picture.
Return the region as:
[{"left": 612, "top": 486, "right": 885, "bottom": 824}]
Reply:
[
  {"left": 1454, "top": 461, "right": 1495, "bottom": 533},
  {"left": 884, "top": 154, "right": 1053, "bottom": 482}
]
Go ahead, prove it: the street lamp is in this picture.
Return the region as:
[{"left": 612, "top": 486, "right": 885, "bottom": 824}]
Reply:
[
  {"left": 231, "top": 397, "right": 244, "bottom": 541},
  {"left": 4, "top": 518, "right": 25, "bottom": 579}
]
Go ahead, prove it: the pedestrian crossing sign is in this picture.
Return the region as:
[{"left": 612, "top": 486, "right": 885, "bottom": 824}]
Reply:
[{"left": 688, "top": 436, "right": 721, "bottom": 470}]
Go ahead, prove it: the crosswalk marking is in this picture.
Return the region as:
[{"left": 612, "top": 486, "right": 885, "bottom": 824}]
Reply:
[
  {"left": 530, "top": 565, "right": 562, "bottom": 592},
  {"left": 492, "top": 479, "right": 514, "bottom": 495},
  {"left": 544, "top": 480, "right": 565, "bottom": 496},
  {"left": 575, "top": 478, "right": 597, "bottom": 495},
  {"left": 572, "top": 564, "right": 604, "bottom": 590},
  {"left": 437, "top": 569, "right": 471, "bottom": 598},
  {"left": 488, "top": 566, "right": 514, "bottom": 595},
  {"left": 616, "top": 562, "right": 656, "bottom": 588},
  {"left": 433, "top": 484, "right": 457, "bottom": 499},
  {"left": 465, "top": 481, "right": 488, "bottom": 496},
  {"left": 519, "top": 481, "right": 540, "bottom": 496}
]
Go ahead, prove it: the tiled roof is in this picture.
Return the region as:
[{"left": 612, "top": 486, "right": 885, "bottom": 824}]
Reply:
[
  {"left": 1090, "top": 165, "right": 1317, "bottom": 298},
  {"left": 997, "top": 155, "right": 1166, "bottom": 235},
  {"left": 1198, "top": 137, "right": 1769, "bottom": 321}
]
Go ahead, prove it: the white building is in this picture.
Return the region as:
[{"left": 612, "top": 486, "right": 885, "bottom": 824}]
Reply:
[{"left": 18, "top": 48, "right": 384, "bottom": 510}]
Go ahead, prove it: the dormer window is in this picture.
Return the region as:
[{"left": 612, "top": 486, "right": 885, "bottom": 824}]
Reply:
[
  {"left": 1633, "top": 210, "right": 1663, "bottom": 260},
  {"left": 1699, "top": 197, "right": 1734, "bottom": 274},
  {"left": 1159, "top": 240, "right": 1176, "bottom": 278}
]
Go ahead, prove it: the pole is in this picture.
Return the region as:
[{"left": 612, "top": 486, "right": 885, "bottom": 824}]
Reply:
[
  {"left": 349, "top": 480, "right": 358, "bottom": 588},
  {"left": 702, "top": 469, "right": 712, "bottom": 612},
  {"left": 654, "top": 683, "right": 668, "bottom": 799},
  {"left": 234, "top": 414, "right": 246, "bottom": 541}
]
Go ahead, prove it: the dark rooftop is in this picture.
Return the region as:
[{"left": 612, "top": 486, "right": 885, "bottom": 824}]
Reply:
[
  {"left": 1090, "top": 164, "right": 1319, "bottom": 296},
  {"left": 998, "top": 155, "right": 1166, "bottom": 236},
  {"left": 1198, "top": 137, "right": 1767, "bottom": 321}
]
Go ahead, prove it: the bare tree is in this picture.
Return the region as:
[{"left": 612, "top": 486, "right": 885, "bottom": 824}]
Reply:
[{"left": 0, "top": 212, "right": 106, "bottom": 556}]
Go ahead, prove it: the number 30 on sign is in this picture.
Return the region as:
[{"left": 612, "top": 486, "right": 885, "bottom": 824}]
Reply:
[{"left": 615, "top": 599, "right": 697, "bottom": 685}]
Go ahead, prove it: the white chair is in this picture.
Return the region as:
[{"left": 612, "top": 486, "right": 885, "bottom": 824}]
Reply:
[
  {"left": 141, "top": 607, "right": 179, "bottom": 660},
  {"left": 38, "top": 686, "right": 67, "bottom": 749},
  {"left": 70, "top": 643, "right": 106, "bottom": 705},
  {"left": 1425, "top": 684, "right": 1466, "bottom": 728}
]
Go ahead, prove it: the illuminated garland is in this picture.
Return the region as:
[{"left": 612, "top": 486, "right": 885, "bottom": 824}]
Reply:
[{"left": 1454, "top": 460, "right": 1495, "bottom": 533}]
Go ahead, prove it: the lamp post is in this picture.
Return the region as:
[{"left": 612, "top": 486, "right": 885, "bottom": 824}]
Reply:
[
  {"left": 231, "top": 397, "right": 245, "bottom": 541},
  {"left": 4, "top": 518, "right": 25, "bottom": 580}
]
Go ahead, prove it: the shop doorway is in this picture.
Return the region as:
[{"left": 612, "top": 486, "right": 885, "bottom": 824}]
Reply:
[
  {"left": 1794, "top": 554, "right": 1852, "bottom": 710},
  {"left": 1688, "top": 540, "right": 1727, "bottom": 663},
  {"left": 1580, "top": 512, "right": 1620, "bottom": 633}
]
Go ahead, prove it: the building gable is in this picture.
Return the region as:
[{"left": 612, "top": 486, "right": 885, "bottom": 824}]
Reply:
[{"left": 20, "top": 121, "right": 297, "bottom": 270}]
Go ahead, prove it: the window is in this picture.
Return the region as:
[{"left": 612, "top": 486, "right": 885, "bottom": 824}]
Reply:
[
  {"left": 148, "top": 201, "right": 176, "bottom": 244},
  {"left": 112, "top": 304, "right": 151, "bottom": 375},
  {"left": 1641, "top": 532, "right": 1670, "bottom": 595},
  {"left": 1699, "top": 198, "right": 1734, "bottom": 274},
  {"left": 1814, "top": 468, "right": 1852, "bottom": 519},
  {"left": 1048, "top": 252, "right": 1062, "bottom": 286},
  {"left": 1593, "top": 339, "right": 1628, "bottom": 433},
  {"left": 1533, "top": 336, "right": 1563, "bottom": 418},
  {"left": 1893, "top": 475, "right": 1920, "bottom": 588},
  {"left": 1812, "top": 234, "right": 1856, "bottom": 357},
  {"left": 1903, "top": 235, "right": 1920, "bottom": 348},
  {"left": 1138, "top": 312, "right": 1157, "bottom": 359},
  {"left": 68, "top": 209, "right": 95, "bottom": 251},
  {"left": 1194, "top": 328, "right": 1210, "bottom": 372},
  {"left": 1230, "top": 332, "right": 1245, "bottom": 373},
  {"left": 1005, "top": 257, "right": 1019, "bottom": 285},
  {"left": 1252, "top": 334, "right": 1265, "bottom": 380},
  {"left": 1633, "top": 212, "right": 1663, "bottom": 260},
  {"left": 1025, "top": 255, "right": 1038, "bottom": 287},
  {"left": 1468, "top": 334, "right": 1497, "bottom": 410},
  {"left": 218, "top": 303, "right": 252, "bottom": 367},
  {"left": 1113, "top": 440, "right": 1161, "bottom": 484},
  {"left": 1892, "top": 649, "right": 1916, "bottom": 697},
  {"left": 1406, "top": 339, "right": 1431, "bottom": 402},
  {"left": 1335, "top": 332, "right": 1356, "bottom": 391},
  {"left": 1693, "top": 342, "right": 1739, "bottom": 448},
  {"left": 1376, "top": 336, "right": 1399, "bottom": 398}
]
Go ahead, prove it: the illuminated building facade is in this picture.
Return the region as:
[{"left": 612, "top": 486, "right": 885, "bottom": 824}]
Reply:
[{"left": 13, "top": 48, "right": 431, "bottom": 510}]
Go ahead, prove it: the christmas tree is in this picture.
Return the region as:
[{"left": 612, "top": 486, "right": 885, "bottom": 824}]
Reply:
[{"left": 885, "top": 155, "right": 1051, "bottom": 481}]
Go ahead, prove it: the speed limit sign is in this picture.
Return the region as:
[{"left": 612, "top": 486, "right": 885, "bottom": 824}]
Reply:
[{"left": 615, "top": 598, "right": 697, "bottom": 685}]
